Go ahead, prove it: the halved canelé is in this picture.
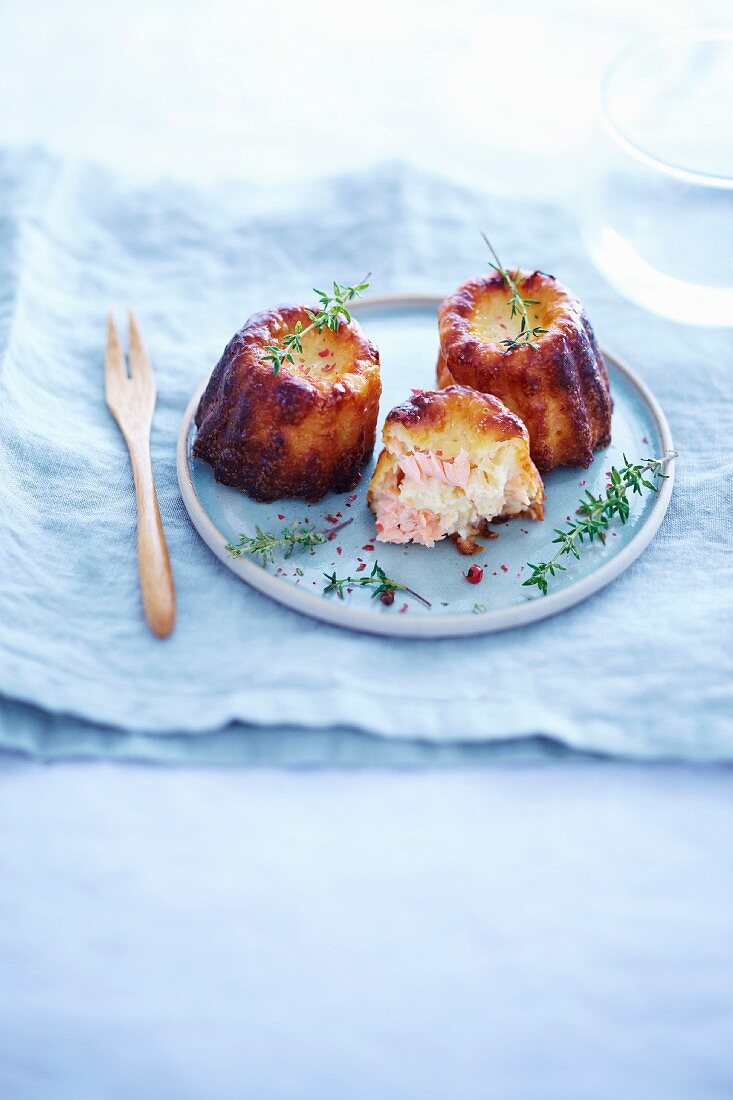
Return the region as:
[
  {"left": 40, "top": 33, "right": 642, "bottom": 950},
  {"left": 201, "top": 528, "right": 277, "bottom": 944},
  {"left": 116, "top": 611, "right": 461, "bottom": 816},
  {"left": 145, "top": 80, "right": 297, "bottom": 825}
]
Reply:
[
  {"left": 437, "top": 272, "right": 612, "bottom": 472},
  {"left": 194, "top": 305, "right": 381, "bottom": 502},
  {"left": 367, "top": 385, "right": 544, "bottom": 552}
]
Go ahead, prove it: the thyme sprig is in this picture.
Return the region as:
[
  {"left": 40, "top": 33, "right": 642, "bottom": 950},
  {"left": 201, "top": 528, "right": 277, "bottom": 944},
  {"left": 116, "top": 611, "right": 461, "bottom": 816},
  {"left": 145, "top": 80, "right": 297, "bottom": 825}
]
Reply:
[
  {"left": 524, "top": 453, "right": 675, "bottom": 595},
  {"left": 227, "top": 518, "right": 353, "bottom": 566},
  {"left": 323, "top": 560, "right": 432, "bottom": 608},
  {"left": 262, "top": 277, "right": 371, "bottom": 375},
  {"left": 481, "top": 232, "right": 548, "bottom": 351}
]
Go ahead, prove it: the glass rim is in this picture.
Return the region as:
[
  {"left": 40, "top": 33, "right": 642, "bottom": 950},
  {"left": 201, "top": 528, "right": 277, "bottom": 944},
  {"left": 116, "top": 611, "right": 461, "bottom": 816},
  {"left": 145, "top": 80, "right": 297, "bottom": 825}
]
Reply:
[{"left": 600, "top": 27, "right": 733, "bottom": 190}]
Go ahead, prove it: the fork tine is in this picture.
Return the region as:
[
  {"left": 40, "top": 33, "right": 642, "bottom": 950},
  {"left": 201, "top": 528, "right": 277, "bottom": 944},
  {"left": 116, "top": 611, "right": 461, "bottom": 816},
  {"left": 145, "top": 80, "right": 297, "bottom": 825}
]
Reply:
[
  {"left": 128, "top": 308, "right": 153, "bottom": 383},
  {"left": 105, "top": 313, "right": 127, "bottom": 386}
]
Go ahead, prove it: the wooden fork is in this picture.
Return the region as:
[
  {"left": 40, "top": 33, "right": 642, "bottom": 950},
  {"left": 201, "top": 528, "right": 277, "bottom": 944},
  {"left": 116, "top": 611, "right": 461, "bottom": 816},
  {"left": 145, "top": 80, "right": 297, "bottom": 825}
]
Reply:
[{"left": 105, "top": 311, "right": 176, "bottom": 638}]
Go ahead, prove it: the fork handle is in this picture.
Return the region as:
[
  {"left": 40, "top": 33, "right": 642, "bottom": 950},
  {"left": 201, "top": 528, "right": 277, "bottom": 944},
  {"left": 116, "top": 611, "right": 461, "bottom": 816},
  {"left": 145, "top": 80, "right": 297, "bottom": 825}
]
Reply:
[{"left": 128, "top": 436, "right": 176, "bottom": 638}]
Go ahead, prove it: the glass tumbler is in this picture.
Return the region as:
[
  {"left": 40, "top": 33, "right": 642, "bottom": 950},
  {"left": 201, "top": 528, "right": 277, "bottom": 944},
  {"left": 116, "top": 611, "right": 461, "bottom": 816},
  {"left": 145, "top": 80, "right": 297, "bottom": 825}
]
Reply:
[{"left": 581, "top": 28, "right": 733, "bottom": 327}]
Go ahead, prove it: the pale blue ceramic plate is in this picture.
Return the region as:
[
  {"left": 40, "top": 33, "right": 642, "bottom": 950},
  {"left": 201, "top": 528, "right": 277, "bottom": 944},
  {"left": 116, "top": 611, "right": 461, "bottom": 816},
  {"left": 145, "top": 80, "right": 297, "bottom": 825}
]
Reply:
[{"left": 177, "top": 295, "right": 675, "bottom": 637}]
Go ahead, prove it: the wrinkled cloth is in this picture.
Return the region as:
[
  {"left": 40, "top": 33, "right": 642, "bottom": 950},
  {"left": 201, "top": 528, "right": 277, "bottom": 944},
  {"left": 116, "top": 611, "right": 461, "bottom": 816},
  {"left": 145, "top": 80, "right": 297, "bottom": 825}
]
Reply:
[{"left": 1, "top": 148, "right": 731, "bottom": 760}]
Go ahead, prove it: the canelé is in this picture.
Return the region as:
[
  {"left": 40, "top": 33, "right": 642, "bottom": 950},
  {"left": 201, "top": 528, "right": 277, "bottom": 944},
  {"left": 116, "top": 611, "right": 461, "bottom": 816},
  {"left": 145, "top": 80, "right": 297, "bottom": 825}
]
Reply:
[
  {"left": 194, "top": 305, "right": 381, "bottom": 502},
  {"left": 437, "top": 272, "right": 612, "bottom": 472},
  {"left": 367, "top": 385, "right": 544, "bottom": 551}
]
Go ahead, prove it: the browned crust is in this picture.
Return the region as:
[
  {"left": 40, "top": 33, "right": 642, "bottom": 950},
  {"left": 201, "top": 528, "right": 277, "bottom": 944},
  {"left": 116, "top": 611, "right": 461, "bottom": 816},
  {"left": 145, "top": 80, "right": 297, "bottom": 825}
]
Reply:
[
  {"left": 437, "top": 272, "right": 612, "bottom": 472},
  {"left": 193, "top": 305, "right": 381, "bottom": 501},
  {"left": 451, "top": 533, "right": 485, "bottom": 556},
  {"left": 382, "top": 384, "right": 532, "bottom": 444}
]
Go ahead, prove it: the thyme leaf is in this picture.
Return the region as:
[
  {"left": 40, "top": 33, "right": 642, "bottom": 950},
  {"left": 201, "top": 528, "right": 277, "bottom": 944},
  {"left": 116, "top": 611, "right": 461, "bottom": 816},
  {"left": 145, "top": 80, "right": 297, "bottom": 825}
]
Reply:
[
  {"left": 227, "top": 518, "right": 353, "bottom": 566},
  {"left": 262, "top": 277, "right": 370, "bottom": 375},
  {"left": 481, "top": 232, "right": 548, "bottom": 351},
  {"left": 524, "top": 453, "right": 676, "bottom": 595},
  {"left": 323, "top": 560, "right": 431, "bottom": 608}
]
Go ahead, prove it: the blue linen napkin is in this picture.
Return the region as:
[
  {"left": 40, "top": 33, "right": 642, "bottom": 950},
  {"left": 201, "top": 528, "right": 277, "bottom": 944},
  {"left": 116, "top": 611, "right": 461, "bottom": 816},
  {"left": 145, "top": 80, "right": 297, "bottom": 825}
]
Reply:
[{"left": 1, "top": 147, "right": 731, "bottom": 761}]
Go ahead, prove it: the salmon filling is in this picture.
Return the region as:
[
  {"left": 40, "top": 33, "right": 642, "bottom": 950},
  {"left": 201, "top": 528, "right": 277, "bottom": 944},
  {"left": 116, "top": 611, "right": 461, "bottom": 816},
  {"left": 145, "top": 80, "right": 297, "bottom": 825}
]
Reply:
[{"left": 372, "top": 444, "right": 538, "bottom": 548}]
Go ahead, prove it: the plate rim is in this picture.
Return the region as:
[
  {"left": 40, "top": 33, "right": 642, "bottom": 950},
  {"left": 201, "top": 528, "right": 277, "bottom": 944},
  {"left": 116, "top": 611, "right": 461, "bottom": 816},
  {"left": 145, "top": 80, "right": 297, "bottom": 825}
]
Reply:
[{"left": 176, "top": 293, "right": 675, "bottom": 639}]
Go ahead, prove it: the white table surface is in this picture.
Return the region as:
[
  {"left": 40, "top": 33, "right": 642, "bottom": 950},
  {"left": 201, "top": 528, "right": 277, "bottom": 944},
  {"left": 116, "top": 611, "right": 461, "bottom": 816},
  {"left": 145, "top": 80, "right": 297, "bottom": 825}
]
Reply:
[
  {"left": 2, "top": 760, "right": 733, "bottom": 1100},
  {"left": 2, "top": 2, "right": 732, "bottom": 1096}
]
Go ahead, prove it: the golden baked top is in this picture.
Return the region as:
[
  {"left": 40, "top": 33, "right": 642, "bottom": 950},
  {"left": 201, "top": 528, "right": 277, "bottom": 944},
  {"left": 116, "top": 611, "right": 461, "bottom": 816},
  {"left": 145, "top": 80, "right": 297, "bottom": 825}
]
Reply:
[
  {"left": 439, "top": 270, "right": 584, "bottom": 357},
  {"left": 236, "top": 304, "right": 379, "bottom": 397},
  {"left": 381, "top": 383, "right": 532, "bottom": 457}
]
